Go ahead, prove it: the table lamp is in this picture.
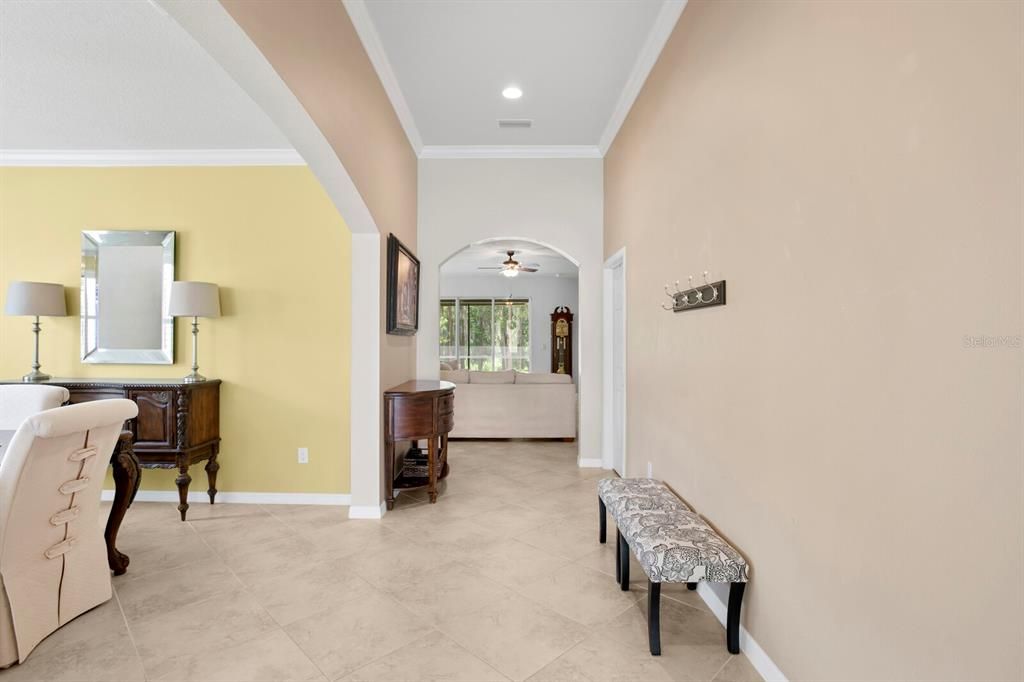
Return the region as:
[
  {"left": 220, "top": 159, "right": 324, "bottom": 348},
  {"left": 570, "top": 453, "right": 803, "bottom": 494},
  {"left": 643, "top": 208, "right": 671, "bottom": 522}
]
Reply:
[
  {"left": 4, "top": 281, "right": 67, "bottom": 382},
  {"left": 168, "top": 281, "right": 221, "bottom": 383}
]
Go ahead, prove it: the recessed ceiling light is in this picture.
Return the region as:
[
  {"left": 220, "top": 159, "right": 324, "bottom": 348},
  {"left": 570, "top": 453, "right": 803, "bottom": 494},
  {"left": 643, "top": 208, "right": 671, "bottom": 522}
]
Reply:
[{"left": 502, "top": 85, "right": 523, "bottom": 100}]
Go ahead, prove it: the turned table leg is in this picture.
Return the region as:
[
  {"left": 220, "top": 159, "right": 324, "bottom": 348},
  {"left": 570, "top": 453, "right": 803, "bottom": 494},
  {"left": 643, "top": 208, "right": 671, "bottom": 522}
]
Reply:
[
  {"left": 105, "top": 431, "right": 140, "bottom": 576},
  {"left": 176, "top": 459, "right": 192, "bottom": 522},
  {"left": 205, "top": 449, "right": 220, "bottom": 504}
]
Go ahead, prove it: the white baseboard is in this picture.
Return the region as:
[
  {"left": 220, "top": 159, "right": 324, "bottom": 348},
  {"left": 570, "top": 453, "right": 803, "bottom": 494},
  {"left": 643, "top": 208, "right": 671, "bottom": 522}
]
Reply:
[
  {"left": 101, "top": 490, "right": 351, "bottom": 506},
  {"left": 695, "top": 583, "right": 787, "bottom": 682},
  {"left": 578, "top": 457, "right": 605, "bottom": 468},
  {"left": 347, "top": 501, "right": 387, "bottom": 519}
]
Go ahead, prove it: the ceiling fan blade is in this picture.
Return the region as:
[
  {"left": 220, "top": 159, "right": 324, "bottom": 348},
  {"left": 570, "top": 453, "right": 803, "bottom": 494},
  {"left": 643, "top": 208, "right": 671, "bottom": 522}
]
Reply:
[
  {"left": 518, "top": 267, "right": 539, "bottom": 273},
  {"left": 477, "top": 266, "right": 505, "bottom": 270}
]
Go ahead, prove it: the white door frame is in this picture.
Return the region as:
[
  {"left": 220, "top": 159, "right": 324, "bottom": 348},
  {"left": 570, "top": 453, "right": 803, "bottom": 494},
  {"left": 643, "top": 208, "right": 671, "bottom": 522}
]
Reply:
[{"left": 602, "top": 247, "right": 627, "bottom": 473}]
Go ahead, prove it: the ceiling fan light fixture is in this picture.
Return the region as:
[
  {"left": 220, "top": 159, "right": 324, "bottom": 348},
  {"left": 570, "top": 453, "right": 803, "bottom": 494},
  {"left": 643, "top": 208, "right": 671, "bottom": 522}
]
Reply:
[{"left": 501, "top": 268, "right": 519, "bottom": 278}]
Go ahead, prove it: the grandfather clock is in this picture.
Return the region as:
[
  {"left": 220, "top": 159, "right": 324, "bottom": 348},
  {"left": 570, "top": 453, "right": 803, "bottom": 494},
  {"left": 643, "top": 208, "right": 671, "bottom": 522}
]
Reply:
[{"left": 550, "top": 306, "right": 574, "bottom": 376}]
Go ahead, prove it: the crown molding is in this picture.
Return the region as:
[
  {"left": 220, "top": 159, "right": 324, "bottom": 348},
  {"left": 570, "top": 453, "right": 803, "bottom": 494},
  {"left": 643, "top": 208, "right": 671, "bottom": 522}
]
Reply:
[
  {"left": 598, "top": 0, "right": 687, "bottom": 156},
  {"left": 0, "top": 148, "right": 306, "bottom": 167},
  {"left": 419, "top": 145, "right": 602, "bottom": 160},
  {"left": 343, "top": 0, "right": 424, "bottom": 155}
]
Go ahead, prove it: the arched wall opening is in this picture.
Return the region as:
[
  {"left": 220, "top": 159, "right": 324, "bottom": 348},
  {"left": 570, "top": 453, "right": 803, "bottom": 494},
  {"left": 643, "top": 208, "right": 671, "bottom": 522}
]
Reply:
[{"left": 438, "top": 238, "right": 582, "bottom": 451}]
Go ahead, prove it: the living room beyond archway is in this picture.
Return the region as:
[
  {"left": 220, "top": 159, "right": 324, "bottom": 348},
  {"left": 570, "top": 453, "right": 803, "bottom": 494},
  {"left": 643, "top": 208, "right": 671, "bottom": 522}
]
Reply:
[{"left": 438, "top": 239, "right": 580, "bottom": 447}]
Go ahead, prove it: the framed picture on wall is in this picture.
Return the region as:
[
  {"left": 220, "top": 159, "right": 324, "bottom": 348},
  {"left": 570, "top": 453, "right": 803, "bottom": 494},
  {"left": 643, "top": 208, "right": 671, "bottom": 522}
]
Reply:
[{"left": 386, "top": 233, "right": 420, "bottom": 335}]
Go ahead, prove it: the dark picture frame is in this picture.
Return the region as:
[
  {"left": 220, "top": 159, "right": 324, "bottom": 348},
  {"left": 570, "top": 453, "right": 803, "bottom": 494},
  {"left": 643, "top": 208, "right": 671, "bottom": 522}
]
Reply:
[{"left": 386, "top": 233, "right": 420, "bottom": 335}]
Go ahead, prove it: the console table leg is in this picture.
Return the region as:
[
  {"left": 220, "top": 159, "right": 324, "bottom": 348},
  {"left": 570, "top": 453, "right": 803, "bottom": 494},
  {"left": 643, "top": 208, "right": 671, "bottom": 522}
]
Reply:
[
  {"left": 205, "top": 451, "right": 220, "bottom": 504},
  {"left": 427, "top": 436, "right": 438, "bottom": 504},
  {"left": 175, "top": 464, "right": 192, "bottom": 522},
  {"left": 105, "top": 431, "right": 139, "bottom": 576}
]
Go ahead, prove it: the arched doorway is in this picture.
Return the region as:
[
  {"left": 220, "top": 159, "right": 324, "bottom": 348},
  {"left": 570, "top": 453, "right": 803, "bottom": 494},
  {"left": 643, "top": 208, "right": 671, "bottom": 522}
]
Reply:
[{"left": 436, "top": 238, "right": 581, "bottom": 457}]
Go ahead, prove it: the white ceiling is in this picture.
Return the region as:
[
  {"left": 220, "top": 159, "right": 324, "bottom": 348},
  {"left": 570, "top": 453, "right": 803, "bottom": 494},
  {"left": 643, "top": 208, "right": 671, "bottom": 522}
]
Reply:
[
  {"left": 441, "top": 239, "right": 578, "bottom": 278},
  {"left": 0, "top": 0, "right": 290, "bottom": 150},
  {"left": 357, "top": 0, "right": 681, "bottom": 153}
]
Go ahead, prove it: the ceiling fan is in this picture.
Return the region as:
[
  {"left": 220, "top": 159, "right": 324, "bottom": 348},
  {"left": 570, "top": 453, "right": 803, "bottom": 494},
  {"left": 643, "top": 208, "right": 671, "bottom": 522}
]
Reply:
[{"left": 477, "top": 250, "right": 539, "bottom": 278}]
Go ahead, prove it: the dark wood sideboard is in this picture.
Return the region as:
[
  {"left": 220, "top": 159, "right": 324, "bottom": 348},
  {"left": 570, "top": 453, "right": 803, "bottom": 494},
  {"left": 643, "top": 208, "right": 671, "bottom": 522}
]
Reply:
[
  {"left": 5, "top": 379, "right": 221, "bottom": 521},
  {"left": 383, "top": 380, "right": 455, "bottom": 510}
]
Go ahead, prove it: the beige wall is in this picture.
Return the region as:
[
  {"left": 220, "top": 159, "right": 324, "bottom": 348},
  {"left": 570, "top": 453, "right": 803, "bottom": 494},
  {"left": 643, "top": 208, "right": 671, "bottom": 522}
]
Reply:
[
  {"left": 221, "top": 0, "right": 417, "bottom": 395},
  {"left": 605, "top": 1, "right": 1022, "bottom": 679}
]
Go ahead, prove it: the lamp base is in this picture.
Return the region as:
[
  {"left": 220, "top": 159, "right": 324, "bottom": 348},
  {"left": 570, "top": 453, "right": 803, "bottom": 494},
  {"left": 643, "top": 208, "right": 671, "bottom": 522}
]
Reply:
[
  {"left": 22, "top": 369, "right": 51, "bottom": 383},
  {"left": 182, "top": 371, "right": 207, "bottom": 383}
]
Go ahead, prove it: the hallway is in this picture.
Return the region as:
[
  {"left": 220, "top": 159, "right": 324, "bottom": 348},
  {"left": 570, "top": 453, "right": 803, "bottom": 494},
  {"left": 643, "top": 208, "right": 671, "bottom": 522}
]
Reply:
[{"left": 4, "top": 441, "right": 756, "bottom": 681}]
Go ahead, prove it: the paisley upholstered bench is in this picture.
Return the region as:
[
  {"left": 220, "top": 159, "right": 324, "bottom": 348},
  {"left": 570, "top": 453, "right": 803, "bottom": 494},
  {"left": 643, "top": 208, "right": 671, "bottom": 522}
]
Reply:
[{"left": 597, "top": 478, "right": 749, "bottom": 656}]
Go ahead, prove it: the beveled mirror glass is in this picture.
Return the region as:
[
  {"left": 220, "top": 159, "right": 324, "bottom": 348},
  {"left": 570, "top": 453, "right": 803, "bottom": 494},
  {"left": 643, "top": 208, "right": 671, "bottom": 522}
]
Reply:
[{"left": 81, "top": 230, "right": 175, "bottom": 364}]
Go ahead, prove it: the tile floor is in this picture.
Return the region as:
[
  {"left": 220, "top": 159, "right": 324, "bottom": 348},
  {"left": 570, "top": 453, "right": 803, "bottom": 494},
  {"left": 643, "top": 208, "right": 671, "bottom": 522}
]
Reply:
[{"left": 2, "top": 441, "right": 759, "bottom": 682}]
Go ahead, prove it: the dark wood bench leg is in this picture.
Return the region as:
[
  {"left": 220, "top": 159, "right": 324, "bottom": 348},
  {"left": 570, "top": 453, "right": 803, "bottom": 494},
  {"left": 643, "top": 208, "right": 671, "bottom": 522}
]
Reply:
[
  {"left": 687, "top": 582, "right": 698, "bottom": 591},
  {"left": 648, "top": 580, "right": 662, "bottom": 656},
  {"left": 727, "top": 582, "right": 746, "bottom": 654},
  {"left": 615, "top": 529, "right": 622, "bottom": 583},
  {"left": 618, "top": 531, "right": 630, "bottom": 590},
  {"left": 598, "top": 497, "right": 607, "bottom": 544}
]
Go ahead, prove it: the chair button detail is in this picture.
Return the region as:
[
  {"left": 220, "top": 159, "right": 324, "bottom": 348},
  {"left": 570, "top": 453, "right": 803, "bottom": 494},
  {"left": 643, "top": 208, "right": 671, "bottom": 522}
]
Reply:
[
  {"left": 68, "top": 446, "right": 98, "bottom": 463},
  {"left": 49, "top": 507, "right": 80, "bottom": 526},
  {"left": 58, "top": 478, "right": 90, "bottom": 495},
  {"left": 44, "top": 538, "right": 76, "bottom": 559}
]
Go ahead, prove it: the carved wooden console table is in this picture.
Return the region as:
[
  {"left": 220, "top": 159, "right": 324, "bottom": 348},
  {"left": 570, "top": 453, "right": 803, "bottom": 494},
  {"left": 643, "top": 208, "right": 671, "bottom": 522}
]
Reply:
[
  {"left": 383, "top": 380, "right": 455, "bottom": 510},
  {"left": 37, "top": 379, "right": 221, "bottom": 521}
]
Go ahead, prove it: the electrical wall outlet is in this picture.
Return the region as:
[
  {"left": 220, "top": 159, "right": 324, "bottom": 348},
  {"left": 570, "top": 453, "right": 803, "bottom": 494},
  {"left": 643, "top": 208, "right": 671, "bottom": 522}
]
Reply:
[
  {"left": 297, "top": 447, "right": 309, "bottom": 464},
  {"left": 647, "top": 461, "right": 653, "bottom": 478}
]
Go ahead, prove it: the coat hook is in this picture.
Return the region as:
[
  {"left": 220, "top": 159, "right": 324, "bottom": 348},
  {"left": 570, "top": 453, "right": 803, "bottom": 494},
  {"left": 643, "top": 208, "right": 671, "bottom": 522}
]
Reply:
[{"left": 660, "top": 270, "right": 727, "bottom": 312}]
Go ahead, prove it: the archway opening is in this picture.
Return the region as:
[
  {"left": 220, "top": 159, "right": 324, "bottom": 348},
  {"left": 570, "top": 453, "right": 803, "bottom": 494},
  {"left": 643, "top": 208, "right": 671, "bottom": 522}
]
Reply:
[{"left": 437, "top": 237, "right": 580, "bottom": 456}]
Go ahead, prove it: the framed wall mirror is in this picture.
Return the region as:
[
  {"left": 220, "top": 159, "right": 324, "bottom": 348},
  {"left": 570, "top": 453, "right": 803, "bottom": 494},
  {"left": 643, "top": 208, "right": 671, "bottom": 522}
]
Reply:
[{"left": 81, "top": 230, "right": 175, "bottom": 364}]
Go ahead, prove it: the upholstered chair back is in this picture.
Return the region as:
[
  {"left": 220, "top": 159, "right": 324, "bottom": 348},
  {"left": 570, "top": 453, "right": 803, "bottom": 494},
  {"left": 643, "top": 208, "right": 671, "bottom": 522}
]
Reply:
[
  {"left": 0, "top": 385, "right": 70, "bottom": 431},
  {"left": 0, "top": 399, "right": 138, "bottom": 668}
]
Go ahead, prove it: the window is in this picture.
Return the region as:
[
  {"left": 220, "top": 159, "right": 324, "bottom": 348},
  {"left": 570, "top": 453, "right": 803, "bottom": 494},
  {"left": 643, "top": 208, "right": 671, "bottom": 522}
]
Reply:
[{"left": 439, "top": 298, "right": 530, "bottom": 371}]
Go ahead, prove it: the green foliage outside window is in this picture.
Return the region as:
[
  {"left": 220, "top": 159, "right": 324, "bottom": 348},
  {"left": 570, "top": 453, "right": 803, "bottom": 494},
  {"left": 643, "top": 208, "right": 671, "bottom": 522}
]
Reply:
[{"left": 440, "top": 298, "right": 529, "bottom": 371}]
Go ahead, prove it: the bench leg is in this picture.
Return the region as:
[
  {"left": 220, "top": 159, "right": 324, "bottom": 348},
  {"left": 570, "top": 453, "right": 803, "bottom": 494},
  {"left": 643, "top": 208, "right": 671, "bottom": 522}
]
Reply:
[
  {"left": 599, "top": 497, "right": 607, "bottom": 544},
  {"left": 727, "top": 582, "right": 746, "bottom": 654},
  {"left": 615, "top": 529, "right": 622, "bottom": 583},
  {"left": 648, "top": 581, "right": 662, "bottom": 656},
  {"left": 687, "top": 582, "right": 698, "bottom": 591},
  {"left": 618, "top": 531, "right": 630, "bottom": 591}
]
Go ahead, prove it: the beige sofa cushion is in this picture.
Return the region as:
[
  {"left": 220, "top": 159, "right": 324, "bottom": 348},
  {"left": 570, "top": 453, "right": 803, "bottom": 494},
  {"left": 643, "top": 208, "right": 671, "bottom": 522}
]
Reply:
[
  {"left": 515, "top": 372, "right": 573, "bottom": 384},
  {"left": 440, "top": 369, "right": 469, "bottom": 384},
  {"left": 469, "top": 370, "right": 515, "bottom": 384},
  {"left": 448, "top": 383, "right": 576, "bottom": 439}
]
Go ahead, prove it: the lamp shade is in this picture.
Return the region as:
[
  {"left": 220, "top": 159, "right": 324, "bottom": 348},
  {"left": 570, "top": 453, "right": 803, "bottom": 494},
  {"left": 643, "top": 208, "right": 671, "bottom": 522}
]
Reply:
[
  {"left": 4, "top": 281, "right": 67, "bottom": 317},
  {"left": 168, "top": 281, "right": 221, "bottom": 318}
]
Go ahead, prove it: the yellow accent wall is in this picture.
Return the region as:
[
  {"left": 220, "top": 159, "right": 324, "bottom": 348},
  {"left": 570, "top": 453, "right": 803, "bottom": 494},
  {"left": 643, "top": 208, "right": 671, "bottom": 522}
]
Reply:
[{"left": 0, "top": 166, "right": 351, "bottom": 495}]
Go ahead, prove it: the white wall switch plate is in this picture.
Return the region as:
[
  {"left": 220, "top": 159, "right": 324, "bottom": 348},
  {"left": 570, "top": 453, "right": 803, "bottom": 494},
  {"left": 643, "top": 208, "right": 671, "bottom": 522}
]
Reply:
[
  {"left": 647, "top": 461, "right": 653, "bottom": 478},
  {"left": 297, "top": 447, "right": 309, "bottom": 464}
]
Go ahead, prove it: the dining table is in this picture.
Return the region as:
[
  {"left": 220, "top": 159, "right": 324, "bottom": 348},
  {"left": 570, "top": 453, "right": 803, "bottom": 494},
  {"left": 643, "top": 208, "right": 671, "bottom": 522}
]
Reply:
[{"left": 0, "top": 429, "right": 141, "bottom": 576}]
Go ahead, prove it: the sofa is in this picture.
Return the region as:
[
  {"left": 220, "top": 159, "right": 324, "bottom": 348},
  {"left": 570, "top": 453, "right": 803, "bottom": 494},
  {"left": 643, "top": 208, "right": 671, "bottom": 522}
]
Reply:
[{"left": 439, "top": 369, "right": 577, "bottom": 439}]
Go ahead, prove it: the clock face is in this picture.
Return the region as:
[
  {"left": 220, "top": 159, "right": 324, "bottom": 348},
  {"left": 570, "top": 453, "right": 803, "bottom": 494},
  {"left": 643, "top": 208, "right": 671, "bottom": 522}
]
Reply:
[{"left": 555, "top": 319, "right": 569, "bottom": 337}]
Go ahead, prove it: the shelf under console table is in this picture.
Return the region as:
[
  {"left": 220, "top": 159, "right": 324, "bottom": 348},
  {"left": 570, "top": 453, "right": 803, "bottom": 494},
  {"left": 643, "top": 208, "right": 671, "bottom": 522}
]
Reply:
[{"left": 6, "top": 378, "right": 221, "bottom": 521}]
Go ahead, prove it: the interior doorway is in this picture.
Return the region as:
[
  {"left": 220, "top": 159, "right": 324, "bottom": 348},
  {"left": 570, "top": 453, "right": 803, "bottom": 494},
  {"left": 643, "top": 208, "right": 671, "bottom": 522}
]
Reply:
[
  {"left": 438, "top": 238, "right": 580, "bottom": 449},
  {"left": 604, "top": 249, "right": 627, "bottom": 476}
]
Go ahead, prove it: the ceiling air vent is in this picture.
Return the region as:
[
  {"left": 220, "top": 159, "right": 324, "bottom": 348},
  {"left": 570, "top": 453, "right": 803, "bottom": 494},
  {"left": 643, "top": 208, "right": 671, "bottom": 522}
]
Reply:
[{"left": 498, "top": 119, "right": 533, "bottom": 129}]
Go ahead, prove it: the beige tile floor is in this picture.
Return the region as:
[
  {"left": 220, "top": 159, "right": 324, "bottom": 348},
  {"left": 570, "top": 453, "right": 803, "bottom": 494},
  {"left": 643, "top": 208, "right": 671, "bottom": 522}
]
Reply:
[{"left": 2, "top": 441, "right": 759, "bottom": 682}]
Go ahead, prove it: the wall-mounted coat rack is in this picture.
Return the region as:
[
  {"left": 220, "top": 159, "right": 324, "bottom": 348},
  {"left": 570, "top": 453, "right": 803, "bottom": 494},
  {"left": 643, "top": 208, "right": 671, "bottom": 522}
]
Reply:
[{"left": 662, "top": 271, "right": 726, "bottom": 313}]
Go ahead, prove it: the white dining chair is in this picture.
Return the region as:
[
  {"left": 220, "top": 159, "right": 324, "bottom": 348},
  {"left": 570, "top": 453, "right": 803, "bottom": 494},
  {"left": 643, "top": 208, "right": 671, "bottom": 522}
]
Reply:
[
  {"left": 0, "top": 385, "right": 70, "bottom": 431},
  {"left": 0, "top": 398, "right": 137, "bottom": 667}
]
